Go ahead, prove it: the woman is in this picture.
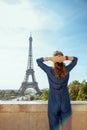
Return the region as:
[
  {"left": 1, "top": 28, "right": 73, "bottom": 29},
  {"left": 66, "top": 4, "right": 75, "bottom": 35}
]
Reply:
[{"left": 36, "top": 51, "right": 78, "bottom": 130}]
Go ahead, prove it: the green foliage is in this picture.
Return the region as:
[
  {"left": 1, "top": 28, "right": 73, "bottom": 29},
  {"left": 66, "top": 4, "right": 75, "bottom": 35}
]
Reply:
[
  {"left": 68, "top": 80, "right": 87, "bottom": 101},
  {"left": 30, "top": 95, "right": 41, "bottom": 101},
  {"left": 0, "top": 90, "right": 5, "bottom": 97},
  {"left": 77, "top": 80, "right": 87, "bottom": 100},
  {"left": 34, "top": 95, "right": 41, "bottom": 100},
  {"left": 30, "top": 95, "right": 35, "bottom": 101},
  {"left": 0, "top": 90, "right": 18, "bottom": 98},
  {"left": 41, "top": 88, "right": 49, "bottom": 101},
  {"left": 68, "top": 80, "right": 80, "bottom": 100}
]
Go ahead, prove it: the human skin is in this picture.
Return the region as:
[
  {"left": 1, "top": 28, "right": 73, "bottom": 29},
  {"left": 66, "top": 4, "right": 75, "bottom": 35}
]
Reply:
[{"left": 43, "top": 56, "right": 74, "bottom": 63}]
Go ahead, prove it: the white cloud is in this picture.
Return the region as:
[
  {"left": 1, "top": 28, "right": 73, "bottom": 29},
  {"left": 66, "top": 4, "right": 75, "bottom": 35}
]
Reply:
[{"left": 0, "top": 0, "right": 63, "bottom": 32}]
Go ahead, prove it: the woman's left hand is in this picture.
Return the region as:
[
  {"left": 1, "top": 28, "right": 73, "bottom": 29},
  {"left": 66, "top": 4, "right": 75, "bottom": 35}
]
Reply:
[{"left": 51, "top": 56, "right": 65, "bottom": 63}]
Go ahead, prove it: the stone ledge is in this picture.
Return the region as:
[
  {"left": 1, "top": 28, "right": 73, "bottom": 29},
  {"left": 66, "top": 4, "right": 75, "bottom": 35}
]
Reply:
[
  {"left": 0, "top": 100, "right": 87, "bottom": 104},
  {"left": 0, "top": 101, "right": 87, "bottom": 112}
]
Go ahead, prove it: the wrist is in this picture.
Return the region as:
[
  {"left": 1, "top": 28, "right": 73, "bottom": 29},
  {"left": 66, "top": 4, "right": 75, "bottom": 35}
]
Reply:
[
  {"left": 43, "top": 57, "right": 51, "bottom": 61},
  {"left": 65, "top": 56, "right": 69, "bottom": 60},
  {"left": 65, "top": 56, "right": 74, "bottom": 61}
]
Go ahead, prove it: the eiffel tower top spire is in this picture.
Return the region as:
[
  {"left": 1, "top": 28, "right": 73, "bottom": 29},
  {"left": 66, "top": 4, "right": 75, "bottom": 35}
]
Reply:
[
  {"left": 29, "top": 32, "right": 32, "bottom": 41},
  {"left": 27, "top": 34, "right": 33, "bottom": 69}
]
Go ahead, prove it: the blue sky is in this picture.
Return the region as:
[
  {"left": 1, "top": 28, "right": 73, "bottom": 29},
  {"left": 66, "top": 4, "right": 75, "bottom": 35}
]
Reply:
[{"left": 0, "top": 0, "right": 87, "bottom": 90}]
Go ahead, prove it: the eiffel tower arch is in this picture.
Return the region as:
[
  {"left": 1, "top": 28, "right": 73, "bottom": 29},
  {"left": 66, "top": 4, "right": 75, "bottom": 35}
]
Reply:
[{"left": 18, "top": 34, "right": 41, "bottom": 96}]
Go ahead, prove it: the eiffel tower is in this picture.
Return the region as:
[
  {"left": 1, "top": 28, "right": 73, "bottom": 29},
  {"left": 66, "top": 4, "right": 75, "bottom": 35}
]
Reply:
[{"left": 18, "top": 34, "right": 41, "bottom": 96}]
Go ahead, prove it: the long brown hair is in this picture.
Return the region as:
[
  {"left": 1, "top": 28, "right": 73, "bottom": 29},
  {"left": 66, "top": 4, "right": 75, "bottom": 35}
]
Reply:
[{"left": 52, "top": 51, "right": 67, "bottom": 78}]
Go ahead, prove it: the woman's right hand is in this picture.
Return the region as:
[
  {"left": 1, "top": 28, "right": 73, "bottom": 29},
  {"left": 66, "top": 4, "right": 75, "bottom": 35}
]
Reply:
[{"left": 51, "top": 56, "right": 65, "bottom": 63}]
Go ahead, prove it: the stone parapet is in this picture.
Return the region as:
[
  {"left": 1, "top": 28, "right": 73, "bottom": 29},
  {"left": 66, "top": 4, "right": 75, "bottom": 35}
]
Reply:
[{"left": 0, "top": 101, "right": 87, "bottom": 130}]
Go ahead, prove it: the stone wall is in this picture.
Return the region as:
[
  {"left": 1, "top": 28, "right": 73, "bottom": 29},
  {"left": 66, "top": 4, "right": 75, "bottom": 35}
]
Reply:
[{"left": 0, "top": 101, "right": 87, "bottom": 130}]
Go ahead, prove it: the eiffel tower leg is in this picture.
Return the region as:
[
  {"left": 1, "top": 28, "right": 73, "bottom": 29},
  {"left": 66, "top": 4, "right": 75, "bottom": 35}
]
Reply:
[
  {"left": 33, "top": 82, "right": 42, "bottom": 95},
  {"left": 18, "top": 82, "right": 27, "bottom": 96}
]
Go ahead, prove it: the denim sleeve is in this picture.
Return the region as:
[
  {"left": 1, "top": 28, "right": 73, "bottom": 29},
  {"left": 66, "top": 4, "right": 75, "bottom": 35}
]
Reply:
[
  {"left": 66, "top": 57, "right": 78, "bottom": 72},
  {"left": 36, "top": 57, "right": 49, "bottom": 73}
]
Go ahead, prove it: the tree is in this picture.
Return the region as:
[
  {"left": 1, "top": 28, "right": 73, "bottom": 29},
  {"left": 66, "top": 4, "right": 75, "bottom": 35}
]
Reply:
[
  {"left": 30, "top": 95, "right": 35, "bottom": 101},
  {"left": 77, "top": 80, "right": 87, "bottom": 100},
  {"left": 41, "top": 88, "right": 49, "bottom": 101},
  {"left": 68, "top": 80, "right": 80, "bottom": 100}
]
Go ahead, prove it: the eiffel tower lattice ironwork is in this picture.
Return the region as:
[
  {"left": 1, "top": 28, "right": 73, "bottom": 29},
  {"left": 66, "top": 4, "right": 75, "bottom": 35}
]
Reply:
[{"left": 18, "top": 35, "right": 41, "bottom": 96}]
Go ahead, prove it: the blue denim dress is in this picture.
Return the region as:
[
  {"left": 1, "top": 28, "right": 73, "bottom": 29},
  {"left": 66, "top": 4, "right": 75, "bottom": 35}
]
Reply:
[{"left": 36, "top": 57, "right": 78, "bottom": 130}]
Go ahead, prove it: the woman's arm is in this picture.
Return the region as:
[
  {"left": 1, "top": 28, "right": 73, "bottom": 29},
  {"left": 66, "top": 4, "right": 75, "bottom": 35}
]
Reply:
[
  {"left": 36, "top": 58, "right": 50, "bottom": 72},
  {"left": 66, "top": 57, "right": 78, "bottom": 72},
  {"left": 37, "top": 56, "right": 78, "bottom": 72},
  {"left": 43, "top": 56, "right": 78, "bottom": 72},
  {"left": 43, "top": 56, "right": 74, "bottom": 63}
]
